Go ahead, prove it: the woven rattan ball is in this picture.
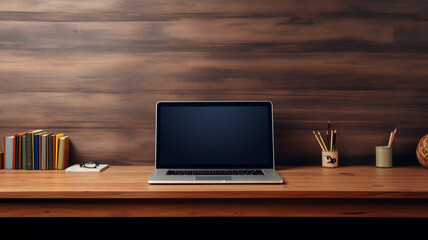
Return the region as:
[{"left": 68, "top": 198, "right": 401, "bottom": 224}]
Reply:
[{"left": 417, "top": 134, "right": 428, "bottom": 168}]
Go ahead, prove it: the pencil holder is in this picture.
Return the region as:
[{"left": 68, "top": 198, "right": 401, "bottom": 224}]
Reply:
[
  {"left": 376, "top": 146, "right": 392, "bottom": 168},
  {"left": 322, "top": 151, "right": 338, "bottom": 168}
]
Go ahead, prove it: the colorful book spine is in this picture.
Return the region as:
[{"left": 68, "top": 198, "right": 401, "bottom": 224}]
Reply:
[
  {"left": 14, "top": 134, "right": 19, "bottom": 169},
  {"left": 5, "top": 136, "right": 14, "bottom": 170},
  {"left": 3, "top": 130, "right": 69, "bottom": 171},
  {"left": 22, "top": 135, "right": 27, "bottom": 169},
  {"left": 26, "top": 132, "right": 33, "bottom": 170},
  {"left": 57, "top": 136, "right": 69, "bottom": 170},
  {"left": 18, "top": 133, "right": 23, "bottom": 169},
  {"left": 48, "top": 134, "right": 54, "bottom": 170},
  {"left": 55, "top": 133, "right": 63, "bottom": 169},
  {"left": 34, "top": 134, "right": 40, "bottom": 170},
  {"left": 41, "top": 134, "right": 48, "bottom": 170}
]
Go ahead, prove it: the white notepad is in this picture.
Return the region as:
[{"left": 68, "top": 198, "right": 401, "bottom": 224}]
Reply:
[{"left": 65, "top": 164, "right": 109, "bottom": 172}]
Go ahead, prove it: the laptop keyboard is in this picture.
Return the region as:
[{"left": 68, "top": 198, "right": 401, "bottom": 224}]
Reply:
[{"left": 166, "top": 170, "right": 264, "bottom": 175}]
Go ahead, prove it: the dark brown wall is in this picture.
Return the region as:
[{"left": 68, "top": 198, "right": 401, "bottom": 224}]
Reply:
[{"left": 1, "top": 0, "right": 428, "bottom": 166}]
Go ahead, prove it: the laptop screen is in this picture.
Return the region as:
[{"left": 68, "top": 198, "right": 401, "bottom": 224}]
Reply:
[{"left": 156, "top": 102, "right": 274, "bottom": 169}]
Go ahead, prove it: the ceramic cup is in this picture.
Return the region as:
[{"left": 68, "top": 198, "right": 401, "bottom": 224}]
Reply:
[
  {"left": 322, "top": 151, "right": 338, "bottom": 168},
  {"left": 376, "top": 146, "right": 392, "bottom": 168}
]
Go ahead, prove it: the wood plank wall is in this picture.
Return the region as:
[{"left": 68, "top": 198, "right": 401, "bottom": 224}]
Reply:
[{"left": 1, "top": 0, "right": 427, "bottom": 166}]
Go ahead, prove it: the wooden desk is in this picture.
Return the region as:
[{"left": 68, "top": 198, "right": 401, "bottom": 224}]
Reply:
[{"left": 0, "top": 166, "right": 428, "bottom": 217}]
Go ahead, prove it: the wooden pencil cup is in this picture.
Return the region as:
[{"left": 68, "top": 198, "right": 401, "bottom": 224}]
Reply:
[
  {"left": 322, "top": 151, "right": 338, "bottom": 168},
  {"left": 376, "top": 146, "right": 392, "bottom": 168}
]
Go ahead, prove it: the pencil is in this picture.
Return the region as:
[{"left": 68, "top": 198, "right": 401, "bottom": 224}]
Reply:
[
  {"left": 388, "top": 128, "right": 397, "bottom": 147},
  {"left": 387, "top": 132, "right": 393, "bottom": 147},
  {"left": 313, "top": 131, "right": 326, "bottom": 151},
  {"left": 330, "top": 129, "right": 334, "bottom": 151},
  {"left": 392, "top": 128, "right": 397, "bottom": 144},
  {"left": 317, "top": 131, "right": 328, "bottom": 151}
]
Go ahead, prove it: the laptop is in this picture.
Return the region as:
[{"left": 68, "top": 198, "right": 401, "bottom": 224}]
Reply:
[{"left": 148, "top": 101, "right": 283, "bottom": 184}]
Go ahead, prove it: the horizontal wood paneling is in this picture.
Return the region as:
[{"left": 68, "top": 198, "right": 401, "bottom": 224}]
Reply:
[{"left": 1, "top": 0, "right": 428, "bottom": 165}]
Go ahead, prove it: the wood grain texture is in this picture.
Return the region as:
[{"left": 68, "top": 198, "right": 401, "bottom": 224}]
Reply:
[
  {"left": 1, "top": 0, "right": 428, "bottom": 165},
  {"left": 0, "top": 166, "right": 428, "bottom": 199},
  {"left": 1, "top": 166, "right": 428, "bottom": 217},
  {"left": 2, "top": 199, "right": 428, "bottom": 217}
]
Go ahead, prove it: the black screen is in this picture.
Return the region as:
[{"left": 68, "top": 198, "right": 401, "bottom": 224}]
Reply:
[{"left": 156, "top": 102, "right": 273, "bottom": 169}]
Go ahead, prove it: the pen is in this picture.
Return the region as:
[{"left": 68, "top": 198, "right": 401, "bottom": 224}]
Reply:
[
  {"left": 332, "top": 129, "right": 337, "bottom": 151},
  {"left": 327, "top": 121, "right": 331, "bottom": 150},
  {"left": 326, "top": 130, "right": 330, "bottom": 149}
]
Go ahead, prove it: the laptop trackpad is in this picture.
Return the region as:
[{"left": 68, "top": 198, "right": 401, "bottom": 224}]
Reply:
[{"left": 195, "top": 176, "right": 233, "bottom": 181}]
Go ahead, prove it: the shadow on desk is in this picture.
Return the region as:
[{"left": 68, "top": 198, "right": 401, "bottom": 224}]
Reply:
[{"left": 1, "top": 217, "right": 427, "bottom": 238}]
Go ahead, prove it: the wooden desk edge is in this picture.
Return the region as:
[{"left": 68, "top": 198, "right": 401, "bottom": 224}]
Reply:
[
  {"left": 1, "top": 191, "right": 428, "bottom": 199},
  {"left": 1, "top": 166, "right": 428, "bottom": 217},
  {"left": 1, "top": 165, "right": 428, "bottom": 199},
  {"left": 1, "top": 198, "right": 428, "bottom": 218}
]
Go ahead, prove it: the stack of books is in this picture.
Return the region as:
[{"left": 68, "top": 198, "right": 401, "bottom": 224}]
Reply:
[{"left": 3, "top": 130, "right": 69, "bottom": 170}]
